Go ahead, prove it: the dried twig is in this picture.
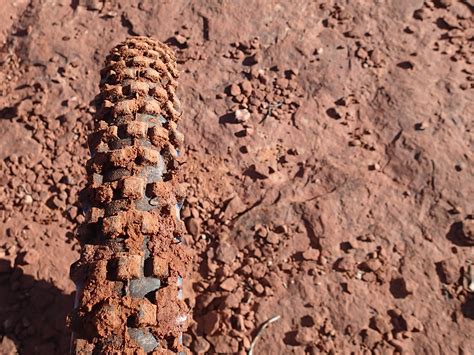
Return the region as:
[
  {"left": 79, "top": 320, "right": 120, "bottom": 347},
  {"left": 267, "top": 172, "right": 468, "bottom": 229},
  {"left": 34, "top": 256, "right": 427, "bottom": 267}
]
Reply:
[{"left": 248, "top": 315, "right": 281, "bottom": 355}]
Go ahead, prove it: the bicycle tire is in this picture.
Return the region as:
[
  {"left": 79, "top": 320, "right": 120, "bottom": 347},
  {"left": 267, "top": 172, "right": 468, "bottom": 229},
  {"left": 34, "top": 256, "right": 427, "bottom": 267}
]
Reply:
[{"left": 69, "top": 36, "right": 190, "bottom": 354}]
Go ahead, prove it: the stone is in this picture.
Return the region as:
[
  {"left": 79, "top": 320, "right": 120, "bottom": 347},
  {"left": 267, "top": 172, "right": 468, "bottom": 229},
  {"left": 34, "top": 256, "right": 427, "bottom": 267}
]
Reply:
[
  {"left": 266, "top": 232, "right": 280, "bottom": 244},
  {"left": 216, "top": 242, "right": 238, "bottom": 263},
  {"left": 462, "top": 219, "right": 474, "bottom": 245},
  {"left": 225, "top": 288, "right": 244, "bottom": 308},
  {"left": 437, "top": 258, "right": 459, "bottom": 284},
  {"left": 335, "top": 256, "right": 355, "bottom": 272},
  {"left": 229, "top": 83, "right": 241, "bottom": 97},
  {"left": 302, "top": 248, "right": 320, "bottom": 261},
  {"left": 174, "top": 34, "right": 187, "bottom": 45},
  {"left": 295, "top": 327, "right": 314, "bottom": 345},
  {"left": 186, "top": 218, "right": 201, "bottom": 237},
  {"left": 361, "top": 328, "right": 382, "bottom": 348},
  {"left": 254, "top": 283, "right": 264, "bottom": 294},
  {"left": 0, "top": 336, "right": 18, "bottom": 354},
  {"left": 371, "top": 315, "right": 391, "bottom": 334},
  {"left": 220, "top": 277, "right": 238, "bottom": 291},
  {"left": 403, "top": 314, "right": 423, "bottom": 332},
  {"left": 362, "top": 272, "right": 376, "bottom": 282},
  {"left": 224, "top": 195, "right": 246, "bottom": 219},
  {"left": 435, "top": 0, "right": 453, "bottom": 7},
  {"left": 199, "top": 311, "right": 220, "bottom": 335},
  {"left": 235, "top": 109, "right": 250, "bottom": 123},
  {"left": 191, "top": 336, "right": 210, "bottom": 353},
  {"left": 251, "top": 263, "right": 267, "bottom": 278},
  {"left": 361, "top": 258, "right": 383, "bottom": 272},
  {"left": 240, "top": 80, "right": 253, "bottom": 95},
  {"left": 23, "top": 195, "right": 33, "bottom": 204}
]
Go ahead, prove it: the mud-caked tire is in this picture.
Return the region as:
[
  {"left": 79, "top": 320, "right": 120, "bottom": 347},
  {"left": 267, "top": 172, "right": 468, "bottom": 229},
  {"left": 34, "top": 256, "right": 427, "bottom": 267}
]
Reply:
[{"left": 69, "top": 37, "right": 190, "bottom": 354}]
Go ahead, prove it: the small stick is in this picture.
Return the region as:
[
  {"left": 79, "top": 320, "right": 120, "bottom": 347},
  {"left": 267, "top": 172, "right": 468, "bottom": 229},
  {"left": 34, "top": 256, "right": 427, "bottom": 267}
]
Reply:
[{"left": 248, "top": 315, "right": 281, "bottom": 355}]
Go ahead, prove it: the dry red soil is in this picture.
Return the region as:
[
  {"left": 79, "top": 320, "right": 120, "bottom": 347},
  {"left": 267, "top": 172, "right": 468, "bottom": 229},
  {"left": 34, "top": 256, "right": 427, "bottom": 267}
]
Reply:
[{"left": 0, "top": 1, "right": 473, "bottom": 354}]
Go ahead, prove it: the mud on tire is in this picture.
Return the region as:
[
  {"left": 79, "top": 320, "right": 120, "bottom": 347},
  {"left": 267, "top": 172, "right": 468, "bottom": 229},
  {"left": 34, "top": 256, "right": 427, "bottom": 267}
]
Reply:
[{"left": 69, "top": 37, "right": 190, "bottom": 354}]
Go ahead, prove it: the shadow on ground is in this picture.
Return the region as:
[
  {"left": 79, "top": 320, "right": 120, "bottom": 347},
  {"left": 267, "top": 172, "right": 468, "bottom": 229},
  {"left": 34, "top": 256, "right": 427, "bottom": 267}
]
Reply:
[{"left": 0, "top": 259, "right": 74, "bottom": 355}]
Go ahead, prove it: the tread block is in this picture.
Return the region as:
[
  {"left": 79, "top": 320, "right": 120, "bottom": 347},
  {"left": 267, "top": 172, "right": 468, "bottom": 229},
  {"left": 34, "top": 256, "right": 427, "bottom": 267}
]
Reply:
[
  {"left": 105, "top": 125, "right": 119, "bottom": 139},
  {"left": 113, "top": 254, "right": 142, "bottom": 280},
  {"left": 114, "top": 99, "right": 138, "bottom": 116},
  {"left": 102, "top": 214, "right": 124, "bottom": 237},
  {"left": 86, "top": 154, "right": 107, "bottom": 173},
  {"left": 120, "top": 47, "right": 142, "bottom": 58},
  {"left": 151, "top": 86, "right": 168, "bottom": 103},
  {"left": 94, "top": 141, "right": 109, "bottom": 153},
  {"left": 154, "top": 285, "right": 184, "bottom": 327},
  {"left": 141, "top": 212, "right": 160, "bottom": 234},
  {"left": 172, "top": 129, "right": 184, "bottom": 145},
  {"left": 103, "top": 84, "right": 123, "bottom": 99},
  {"left": 148, "top": 126, "right": 168, "bottom": 148},
  {"left": 150, "top": 256, "right": 169, "bottom": 278},
  {"left": 128, "top": 81, "right": 150, "bottom": 96},
  {"left": 141, "top": 100, "right": 161, "bottom": 115},
  {"left": 134, "top": 299, "right": 157, "bottom": 326},
  {"left": 92, "top": 301, "right": 122, "bottom": 333},
  {"left": 173, "top": 97, "right": 183, "bottom": 115},
  {"left": 150, "top": 60, "right": 168, "bottom": 73},
  {"left": 120, "top": 176, "right": 145, "bottom": 199},
  {"left": 125, "top": 121, "right": 148, "bottom": 138},
  {"left": 138, "top": 147, "right": 160, "bottom": 165},
  {"left": 123, "top": 67, "right": 137, "bottom": 80},
  {"left": 96, "top": 120, "right": 109, "bottom": 130},
  {"left": 109, "top": 138, "right": 133, "bottom": 150},
  {"left": 87, "top": 207, "right": 104, "bottom": 223},
  {"left": 73, "top": 339, "right": 95, "bottom": 353},
  {"left": 127, "top": 39, "right": 150, "bottom": 50},
  {"left": 90, "top": 260, "right": 108, "bottom": 280},
  {"left": 142, "top": 67, "right": 161, "bottom": 82},
  {"left": 144, "top": 49, "right": 161, "bottom": 59},
  {"left": 146, "top": 181, "right": 175, "bottom": 206},
  {"left": 95, "top": 185, "right": 114, "bottom": 204},
  {"left": 101, "top": 99, "right": 114, "bottom": 110},
  {"left": 108, "top": 147, "right": 136, "bottom": 167},
  {"left": 131, "top": 56, "right": 154, "bottom": 67},
  {"left": 165, "top": 101, "right": 180, "bottom": 120}
]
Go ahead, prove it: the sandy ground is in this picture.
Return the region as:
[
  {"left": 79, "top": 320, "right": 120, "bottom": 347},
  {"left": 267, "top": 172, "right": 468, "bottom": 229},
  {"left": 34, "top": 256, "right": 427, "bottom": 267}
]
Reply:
[{"left": 0, "top": 0, "right": 473, "bottom": 354}]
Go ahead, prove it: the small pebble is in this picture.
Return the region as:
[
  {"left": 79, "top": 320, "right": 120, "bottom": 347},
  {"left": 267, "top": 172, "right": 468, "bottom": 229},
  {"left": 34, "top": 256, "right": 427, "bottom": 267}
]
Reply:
[
  {"left": 229, "top": 83, "right": 241, "bottom": 97},
  {"left": 235, "top": 109, "right": 250, "bottom": 123}
]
